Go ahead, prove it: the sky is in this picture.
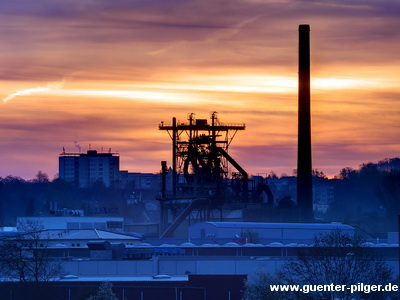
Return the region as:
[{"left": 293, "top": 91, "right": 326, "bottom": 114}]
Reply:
[{"left": 0, "top": 0, "right": 399, "bottom": 180}]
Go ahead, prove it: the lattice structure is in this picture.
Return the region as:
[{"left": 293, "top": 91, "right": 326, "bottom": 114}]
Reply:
[
  {"left": 158, "top": 112, "right": 250, "bottom": 237},
  {"left": 159, "top": 112, "right": 247, "bottom": 201}
]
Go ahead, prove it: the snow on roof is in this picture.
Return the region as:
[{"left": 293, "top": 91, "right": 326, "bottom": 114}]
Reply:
[
  {"left": 59, "top": 275, "right": 189, "bottom": 282},
  {"left": 201, "top": 222, "right": 354, "bottom": 230},
  {"left": 16, "top": 217, "right": 124, "bottom": 230},
  {"left": 159, "top": 244, "right": 177, "bottom": 247},
  {"left": 200, "top": 244, "right": 220, "bottom": 247},
  {"left": 223, "top": 210, "right": 242, "bottom": 219},
  {"left": 0, "top": 227, "right": 18, "bottom": 232},
  {"left": 180, "top": 242, "right": 196, "bottom": 247},
  {"left": 268, "top": 242, "right": 284, "bottom": 247},
  {"left": 8, "top": 229, "right": 141, "bottom": 241}
]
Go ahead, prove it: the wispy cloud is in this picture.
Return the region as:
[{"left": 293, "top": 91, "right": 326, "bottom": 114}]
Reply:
[
  {"left": 148, "top": 16, "right": 260, "bottom": 55},
  {"left": 0, "top": 0, "right": 400, "bottom": 179},
  {"left": 2, "top": 81, "right": 64, "bottom": 103}
]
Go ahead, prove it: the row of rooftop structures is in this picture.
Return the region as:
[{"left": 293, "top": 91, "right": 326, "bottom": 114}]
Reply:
[
  {"left": 3, "top": 216, "right": 398, "bottom": 246},
  {"left": 59, "top": 149, "right": 334, "bottom": 216},
  {"left": 1, "top": 219, "right": 398, "bottom": 285},
  {"left": 2, "top": 218, "right": 359, "bottom": 245},
  {"left": 1, "top": 218, "right": 398, "bottom": 254}
]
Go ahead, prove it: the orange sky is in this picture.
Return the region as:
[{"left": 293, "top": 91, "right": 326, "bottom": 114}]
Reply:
[{"left": 1, "top": 0, "right": 399, "bottom": 179}]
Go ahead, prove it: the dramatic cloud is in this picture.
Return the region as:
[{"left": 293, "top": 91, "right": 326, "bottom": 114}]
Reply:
[{"left": 0, "top": 0, "right": 399, "bottom": 178}]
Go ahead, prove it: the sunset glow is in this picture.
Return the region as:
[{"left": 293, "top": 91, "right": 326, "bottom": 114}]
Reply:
[{"left": 1, "top": 0, "right": 399, "bottom": 179}]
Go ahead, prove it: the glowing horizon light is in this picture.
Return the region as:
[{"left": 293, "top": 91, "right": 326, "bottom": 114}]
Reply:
[
  {"left": 184, "top": 74, "right": 298, "bottom": 94},
  {"left": 312, "top": 77, "right": 400, "bottom": 90},
  {"left": 312, "top": 78, "right": 366, "bottom": 90},
  {"left": 3, "top": 75, "right": 398, "bottom": 106},
  {"left": 53, "top": 89, "right": 205, "bottom": 104}
]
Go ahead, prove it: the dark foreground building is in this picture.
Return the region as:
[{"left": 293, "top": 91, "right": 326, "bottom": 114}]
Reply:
[{"left": 0, "top": 274, "right": 246, "bottom": 300}]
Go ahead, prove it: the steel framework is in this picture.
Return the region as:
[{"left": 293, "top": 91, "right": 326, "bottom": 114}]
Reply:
[
  {"left": 158, "top": 112, "right": 249, "bottom": 237},
  {"left": 159, "top": 112, "right": 247, "bottom": 201}
]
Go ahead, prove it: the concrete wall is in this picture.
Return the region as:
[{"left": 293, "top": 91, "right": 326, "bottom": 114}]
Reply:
[
  {"left": 63, "top": 256, "right": 285, "bottom": 277},
  {"left": 63, "top": 253, "right": 399, "bottom": 280}
]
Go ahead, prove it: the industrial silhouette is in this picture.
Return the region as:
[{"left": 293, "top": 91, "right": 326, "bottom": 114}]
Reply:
[
  {"left": 157, "top": 25, "right": 316, "bottom": 237},
  {"left": 297, "top": 24, "right": 314, "bottom": 222}
]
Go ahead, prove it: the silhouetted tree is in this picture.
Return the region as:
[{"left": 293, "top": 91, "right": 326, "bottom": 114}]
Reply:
[
  {"left": 87, "top": 282, "right": 119, "bottom": 300},
  {"left": 2, "top": 175, "right": 26, "bottom": 184},
  {"left": 335, "top": 167, "right": 356, "bottom": 180},
  {"left": 243, "top": 271, "right": 286, "bottom": 300},
  {"left": 244, "top": 230, "right": 394, "bottom": 299},
  {"left": 31, "top": 170, "right": 49, "bottom": 183},
  {"left": 277, "top": 230, "right": 393, "bottom": 299},
  {"left": 330, "top": 158, "right": 400, "bottom": 231},
  {"left": 0, "top": 219, "right": 65, "bottom": 282},
  {"left": 312, "top": 168, "right": 327, "bottom": 178},
  {"left": 378, "top": 170, "right": 400, "bottom": 229}
]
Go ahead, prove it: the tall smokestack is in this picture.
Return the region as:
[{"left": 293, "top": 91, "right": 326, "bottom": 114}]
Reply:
[{"left": 297, "top": 24, "right": 313, "bottom": 222}]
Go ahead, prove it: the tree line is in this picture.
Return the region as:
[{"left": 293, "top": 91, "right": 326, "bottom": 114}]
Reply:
[
  {"left": 0, "top": 172, "right": 129, "bottom": 226},
  {"left": 0, "top": 157, "right": 399, "bottom": 231},
  {"left": 329, "top": 158, "right": 400, "bottom": 232}
]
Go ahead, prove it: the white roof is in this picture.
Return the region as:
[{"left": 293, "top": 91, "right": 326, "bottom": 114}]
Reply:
[
  {"left": 201, "top": 222, "right": 354, "bottom": 230},
  {"left": 17, "top": 217, "right": 124, "bottom": 230},
  {"left": 0, "top": 227, "right": 18, "bottom": 232},
  {"left": 59, "top": 275, "right": 188, "bottom": 282},
  {"left": 9, "top": 229, "right": 141, "bottom": 241}
]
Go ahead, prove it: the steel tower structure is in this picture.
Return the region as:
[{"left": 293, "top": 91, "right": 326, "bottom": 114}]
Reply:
[
  {"left": 159, "top": 112, "right": 247, "bottom": 200},
  {"left": 158, "top": 112, "right": 249, "bottom": 237}
]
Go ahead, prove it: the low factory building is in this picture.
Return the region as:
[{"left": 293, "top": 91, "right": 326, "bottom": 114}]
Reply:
[{"left": 188, "top": 222, "right": 355, "bottom": 244}]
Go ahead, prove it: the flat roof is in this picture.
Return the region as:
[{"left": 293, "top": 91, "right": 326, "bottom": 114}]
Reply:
[
  {"left": 6, "top": 229, "right": 141, "bottom": 241},
  {"left": 59, "top": 275, "right": 189, "bottom": 282},
  {"left": 199, "top": 222, "right": 354, "bottom": 230}
]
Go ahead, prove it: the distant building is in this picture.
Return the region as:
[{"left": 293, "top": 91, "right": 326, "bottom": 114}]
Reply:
[
  {"left": 313, "top": 177, "right": 334, "bottom": 216},
  {"left": 17, "top": 216, "right": 124, "bottom": 232},
  {"left": 119, "top": 171, "right": 161, "bottom": 190},
  {"left": 59, "top": 149, "right": 119, "bottom": 187},
  {"left": 3, "top": 228, "right": 141, "bottom": 248},
  {"left": 266, "top": 176, "right": 297, "bottom": 205},
  {"left": 266, "top": 176, "right": 334, "bottom": 217}
]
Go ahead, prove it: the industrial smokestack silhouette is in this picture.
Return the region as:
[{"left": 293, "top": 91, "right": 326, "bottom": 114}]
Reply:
[{"left": 297, "top": 24, "right": 313, "bottom": 222}]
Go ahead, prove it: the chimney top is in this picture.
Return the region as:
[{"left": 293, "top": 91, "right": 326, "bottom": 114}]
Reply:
[{"left": 299, "top": 24, "right": 310, "bottom": 31}]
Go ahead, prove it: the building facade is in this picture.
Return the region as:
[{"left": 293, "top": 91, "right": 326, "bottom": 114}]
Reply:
[{"left": 59, "top": 150, "right": 119, "bottom": 187}]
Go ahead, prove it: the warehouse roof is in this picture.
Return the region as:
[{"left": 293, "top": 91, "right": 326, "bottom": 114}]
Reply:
[
  {"left": 5, "top": 229, "right": 142, "bottom": 241},
  {"left": 198, "top": 222, "right": 354, "bottom": 230}
]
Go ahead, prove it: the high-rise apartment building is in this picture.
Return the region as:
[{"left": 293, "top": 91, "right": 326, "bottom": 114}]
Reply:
[{"left": 59, "top": 150, "right": 119, "bottom": 188}]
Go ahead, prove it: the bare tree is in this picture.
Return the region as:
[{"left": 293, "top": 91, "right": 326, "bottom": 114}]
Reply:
[
  {"left": 243, "top": 230, "right": 394, "bottom": 300},
  {"left": 277, "top": 229, "right": 393, "bottom": 299},
  {"left": 0, "top": 219, "right": 65, "bottom": 282},
  {"left": 243, "top": 271, "right": 286, "bottom": 300}
]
